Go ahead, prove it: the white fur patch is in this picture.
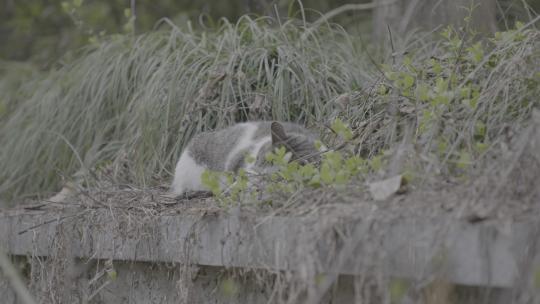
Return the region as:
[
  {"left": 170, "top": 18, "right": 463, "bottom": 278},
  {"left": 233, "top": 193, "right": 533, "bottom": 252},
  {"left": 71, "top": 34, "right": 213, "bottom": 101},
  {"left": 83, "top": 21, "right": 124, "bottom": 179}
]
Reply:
[
  {"left": 224, "top": 123, "right": 257, "bottom": 171},
  {"left": 171, "top": 151, "right": 207, "bottom": 194}
]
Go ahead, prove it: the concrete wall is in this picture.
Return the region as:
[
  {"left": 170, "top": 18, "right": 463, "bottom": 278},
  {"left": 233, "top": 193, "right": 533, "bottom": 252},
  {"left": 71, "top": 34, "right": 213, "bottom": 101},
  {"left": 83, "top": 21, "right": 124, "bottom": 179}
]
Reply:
[{"left": 1, "top": 208, "right": 539, "bottom": 303}]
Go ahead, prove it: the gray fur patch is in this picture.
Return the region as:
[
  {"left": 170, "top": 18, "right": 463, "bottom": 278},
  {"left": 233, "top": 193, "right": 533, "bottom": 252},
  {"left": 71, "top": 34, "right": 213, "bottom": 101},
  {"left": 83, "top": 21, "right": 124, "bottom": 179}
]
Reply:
[
  {"left": 187, "top": 124, "right": 246, "bottom": 171},
  {"left": 275, "top": 133, "right": 321, "bottom": 164},
  {"left": 252, "top": 121, "right": 318, "bottom": 141}
]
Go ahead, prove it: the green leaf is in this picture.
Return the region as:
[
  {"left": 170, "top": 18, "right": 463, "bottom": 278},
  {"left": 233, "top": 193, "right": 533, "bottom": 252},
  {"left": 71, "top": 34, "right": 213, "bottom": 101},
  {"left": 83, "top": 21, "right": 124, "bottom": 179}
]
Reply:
[
  {"left": 299, "top": 164, "right": 316, "bottom": 179},
  {"left": 275, "top": 146, "right": 286, "bottom": 158},
  {"left": 460, "top": 86, "right": 471, "bottom": 98},
  {"left": 437, "top": 140, "right": 448, "bottom": 155},
  {"left": 345, "top": 156, "right": 364, "bottom": 174},
  {"left": 475, "top": 121, "right": 486, "bottom": 137},
  {"left": 475, "top": 142, "right": 489, "bottom": 153},
  {"left": 402, "top": 74, "right": 415, "bottom": 90},
  {"left": 123, "top": 18, "right": 135, "bottom": 33},
  {"left": 435, "top": 78, "right": 448, "bottom": 93},
  {"left": 88, "top": 36, "right": 99, "bottom": 44},
  {"left": 430, "top": 59, "right": 443, "bottom": 74},
  {"left": 245, "top": 154, "right": 255, "bottom": 164},
  {"left": 433, "top": 93, "right": 449, "bottom": 105},
  {"left": 402, "top": 170, "right": 415, "bottom": 184},
  {"left": 385, "top": 71, "right": 398, "bottom": 81},
  {"left": 279, "top": 163, "right": 296, "bottom": 181},
  {"left": 266, "top": 147, "right": 288, "bottom": 166},
  {"left": 534, "top": 267, "right": 540, "bottom": 289},
  {"left": 416, "top": 83, "right": 430, "bottom": 102},
  {"left": 315, "top": 274, "right": 325, "bottom": 286},
  {"left": 370, "top": 155, "right": 383, "bottom": 172},
  {"left": 470, "top": 89, "right": 480, "bottom": 109},
  {"left": 457, "top": 150, "right": 472, "bottom": 169},
  {"left": 107, "top": 270, "right": 117, "bottom": 280},
  {"left": 334, "top": 169, "right": 349, "bottom": 184},
  {"left": 324, "top": 151, "right": 343, "bottom": 169},
  {"left": 220, "top": 278, "right": 238, "bottom": 297},
  {"left": 320, "top": 163, "right": 333, "bottom": 184},
  {"left": 440, "top": 26, "right": 453, "bottom": 40},
  {"left": 467, "top": 42, "right": 484, "bottom": 64},
  {"left": 225, "top": 172, "right": 234, "bottom": 185},
  {"left": 308, "top": 175, "right": 322, "bottom": 188},
  {"left": 331, "top": 118, "right": 353, "bottom": 140},
  {"left": 377, "top": 84, "right": 388, "bottom": 95},
  {"left": 201, "top": 170, "right": 221, "bottom": 196},
  {"left": 61, "top": 2, "right": 70, "bottom": 12},
  {"left": 389, "top": 278, "right": 409, "bottom": 303},
  {"left": 403, "top": 56, "right": 413, "bottom": 68},
  {"left": 419, "top": 110, "right": 433, "bottom": 133}
]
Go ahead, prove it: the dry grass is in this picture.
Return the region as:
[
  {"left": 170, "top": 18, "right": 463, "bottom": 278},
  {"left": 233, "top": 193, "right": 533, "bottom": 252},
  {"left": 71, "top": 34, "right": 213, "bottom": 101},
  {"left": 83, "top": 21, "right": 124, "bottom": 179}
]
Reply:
[{"left": 1, "top": 14, "right": 538, "bottom": 205}]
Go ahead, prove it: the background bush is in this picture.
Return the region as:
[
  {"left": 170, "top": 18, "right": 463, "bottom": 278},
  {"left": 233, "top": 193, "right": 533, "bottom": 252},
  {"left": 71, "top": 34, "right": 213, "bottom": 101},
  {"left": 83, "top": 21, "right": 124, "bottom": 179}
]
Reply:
[{"left": 0, "top": 1, "right": 539, "bottom": 202}]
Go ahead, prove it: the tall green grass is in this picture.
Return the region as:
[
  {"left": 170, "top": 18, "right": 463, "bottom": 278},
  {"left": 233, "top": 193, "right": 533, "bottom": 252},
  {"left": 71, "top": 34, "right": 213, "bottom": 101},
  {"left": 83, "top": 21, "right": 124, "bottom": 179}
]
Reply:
[
  {"left": 1, "top": 14, "right": 539, "bottom": 202},
  {"left": 0, "top": 16, "right": 371, "bottom": 200}
]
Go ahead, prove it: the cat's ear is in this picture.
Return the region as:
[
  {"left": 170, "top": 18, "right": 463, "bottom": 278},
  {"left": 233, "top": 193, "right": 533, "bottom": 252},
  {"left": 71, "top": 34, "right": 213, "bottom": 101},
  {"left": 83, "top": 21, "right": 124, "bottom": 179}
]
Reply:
[{"left": 271, "top": 122, "right": 287, "bottom": 145}]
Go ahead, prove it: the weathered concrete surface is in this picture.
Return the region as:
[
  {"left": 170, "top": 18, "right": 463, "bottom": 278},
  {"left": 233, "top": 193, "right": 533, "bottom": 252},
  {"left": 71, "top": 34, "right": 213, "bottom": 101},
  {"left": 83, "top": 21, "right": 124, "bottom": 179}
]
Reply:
[
  {"left": 1, "top": 209, "right": 539, "bottom": 289},
  {"left": 0, "top": 255, "right": 30, "bottom": 304},
  {"left": 0, "top": 258, "right": 516, "bottom": 304},
  {"left": 0, "top": 270, "right": 18, "bottom": 303},
  {"left": 1, "top": 260, "right": 273, "bottom": 304}
]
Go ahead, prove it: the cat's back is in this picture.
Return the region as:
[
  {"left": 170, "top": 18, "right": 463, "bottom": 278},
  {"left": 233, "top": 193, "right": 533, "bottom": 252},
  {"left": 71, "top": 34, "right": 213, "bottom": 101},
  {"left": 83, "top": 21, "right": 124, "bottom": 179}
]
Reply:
[
  {"left": 186, "top": 121, "right": 315, "bottom": 170},
  {"left": 187, "top": 122, "right": 251, "bottom": 171},
  {"left": 190, "top": 121, "right": 315, "bottom": 146}
]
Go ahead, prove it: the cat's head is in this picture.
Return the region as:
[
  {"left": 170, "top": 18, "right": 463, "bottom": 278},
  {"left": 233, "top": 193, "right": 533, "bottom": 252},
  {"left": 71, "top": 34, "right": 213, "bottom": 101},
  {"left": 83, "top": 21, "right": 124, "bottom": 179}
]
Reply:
[{"left": 254, "top": 122, "right": 321, "bottom": 171}]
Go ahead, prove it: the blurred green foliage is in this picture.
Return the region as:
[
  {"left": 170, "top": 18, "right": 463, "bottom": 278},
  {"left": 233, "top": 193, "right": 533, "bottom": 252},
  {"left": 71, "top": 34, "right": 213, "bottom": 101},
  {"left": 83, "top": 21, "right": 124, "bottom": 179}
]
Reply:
[
  {"left": 0, "top": 0, "right": 232, "bottom": 66},
  {"left": 0, "top": 0, "right": 371, "bottom": 67},
  {"left": 2, "top": 0, "right": 538, "bottom": 68}
]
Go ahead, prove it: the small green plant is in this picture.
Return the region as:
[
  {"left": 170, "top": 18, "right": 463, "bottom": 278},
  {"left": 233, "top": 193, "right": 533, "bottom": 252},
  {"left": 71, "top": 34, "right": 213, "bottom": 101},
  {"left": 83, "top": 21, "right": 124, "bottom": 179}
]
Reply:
[
  {"left": 374, "top": 20, "right": 539, "bottom": 176},
  {"left": 330, "top": 118, "right": 353, "bottom": 141},
  {"left": 220, "top": 277, "right": 239, "bottom": 298},
  {"left": 201, "top": 168, "right": 250, "bottom": 206},
  {"left": 534, "top": 266, "right": 540, "bottom": 290},
  {"left": 198, "top": 119, "right": 398, "bottom": 206},
  {"left": 201, "top": 170, "right": 222, "bottom": 197},
  {"left": 389, "top": 278, "right": 410, "bottom": 304}
]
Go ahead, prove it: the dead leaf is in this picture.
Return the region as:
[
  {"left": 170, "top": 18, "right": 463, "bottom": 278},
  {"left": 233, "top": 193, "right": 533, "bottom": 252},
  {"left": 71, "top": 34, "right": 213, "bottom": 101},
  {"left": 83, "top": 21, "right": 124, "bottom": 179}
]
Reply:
[
  {"left": 334, "top": 93, "right": 350, "bottom": 109},
  {"left": 47, "top": 181, "right": 78, "bottom": 203},
  {"left": 250, "top": 94, "right": 265, "bottom": 112},
  {"left": 368, "top": 175, "right": 405, "bottom": 201}
]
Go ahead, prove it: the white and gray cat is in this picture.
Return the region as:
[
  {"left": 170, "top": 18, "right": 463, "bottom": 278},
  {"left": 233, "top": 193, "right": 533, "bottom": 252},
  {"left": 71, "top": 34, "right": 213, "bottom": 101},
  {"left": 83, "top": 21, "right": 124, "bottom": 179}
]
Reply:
[{"left": 171, "top": 121, "right": 321, "bottom": 195}]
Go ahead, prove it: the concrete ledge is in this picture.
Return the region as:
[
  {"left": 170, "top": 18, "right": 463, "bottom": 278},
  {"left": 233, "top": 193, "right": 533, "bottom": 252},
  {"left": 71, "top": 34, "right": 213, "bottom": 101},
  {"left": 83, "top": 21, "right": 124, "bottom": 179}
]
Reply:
[{"left": 1, "top": 208, "right": 539, "bottom": 288}]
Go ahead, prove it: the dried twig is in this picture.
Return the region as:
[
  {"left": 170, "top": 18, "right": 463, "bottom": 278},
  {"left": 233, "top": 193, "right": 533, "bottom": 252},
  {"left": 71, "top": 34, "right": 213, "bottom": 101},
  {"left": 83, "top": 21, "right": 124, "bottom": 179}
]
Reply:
[{"left": 17, "top": 211, "right": 86, "bottom": 235}]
